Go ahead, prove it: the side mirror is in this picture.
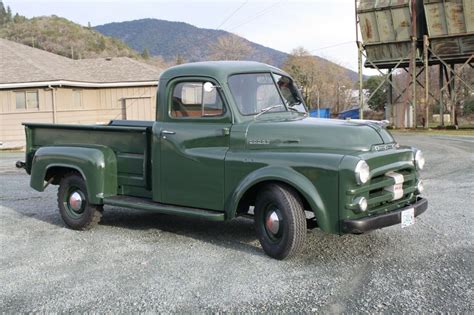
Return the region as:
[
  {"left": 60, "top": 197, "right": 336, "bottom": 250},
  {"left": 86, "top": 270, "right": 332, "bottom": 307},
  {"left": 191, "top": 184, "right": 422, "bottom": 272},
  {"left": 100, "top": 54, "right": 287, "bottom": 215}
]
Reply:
[{"left": 203, "top": 82, "right": 216, "bottom": 93}]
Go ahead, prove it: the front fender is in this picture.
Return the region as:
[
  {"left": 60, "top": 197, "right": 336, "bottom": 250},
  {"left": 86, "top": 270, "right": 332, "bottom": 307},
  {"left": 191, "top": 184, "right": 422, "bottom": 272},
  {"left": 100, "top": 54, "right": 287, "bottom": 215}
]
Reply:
[
  {"left": 226, "top": 166, "right": 334, "bottom": 232},
  {"left": 30, "top": 146, "right": 117, "bottom": 204}
]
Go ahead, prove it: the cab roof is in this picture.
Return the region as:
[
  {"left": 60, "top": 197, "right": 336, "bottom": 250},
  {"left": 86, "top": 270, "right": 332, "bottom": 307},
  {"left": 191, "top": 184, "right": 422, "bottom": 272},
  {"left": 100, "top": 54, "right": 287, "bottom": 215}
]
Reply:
[{"left": 159, "top": 61, "right": 290, "bottom": 81}]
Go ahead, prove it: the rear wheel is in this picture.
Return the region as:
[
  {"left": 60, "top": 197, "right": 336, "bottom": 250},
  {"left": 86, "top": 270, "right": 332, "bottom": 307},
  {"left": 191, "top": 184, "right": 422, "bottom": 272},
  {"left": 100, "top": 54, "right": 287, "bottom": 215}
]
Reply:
[
  {"left": 254, "top": 184, "right": 306, "bottom": 259},
  {"left": 57, "top": 173, "right": 102, "bottom": 230}
]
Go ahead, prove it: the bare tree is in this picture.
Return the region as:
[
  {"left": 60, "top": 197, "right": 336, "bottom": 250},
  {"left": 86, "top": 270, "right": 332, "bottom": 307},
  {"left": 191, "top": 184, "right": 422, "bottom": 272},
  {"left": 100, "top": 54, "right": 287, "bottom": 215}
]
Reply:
[
  {"left": 283, "top": 47, "right": 352, "bottom": 112},
  {"left": 208, "top": 34, "right": 254, "bottom": 61},
  {"left": 145, "top": 55, "right": 171, "bottom": 71},
  {"left": 283, "top": 47, "right": 319, "bottom": 107}
]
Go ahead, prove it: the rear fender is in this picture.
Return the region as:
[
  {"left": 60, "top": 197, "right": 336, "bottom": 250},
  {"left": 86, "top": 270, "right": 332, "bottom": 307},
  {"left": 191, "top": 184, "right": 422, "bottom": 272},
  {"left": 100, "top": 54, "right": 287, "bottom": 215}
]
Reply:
[{"left": 30, "top": 146, "right": 117, "bottom": 204}]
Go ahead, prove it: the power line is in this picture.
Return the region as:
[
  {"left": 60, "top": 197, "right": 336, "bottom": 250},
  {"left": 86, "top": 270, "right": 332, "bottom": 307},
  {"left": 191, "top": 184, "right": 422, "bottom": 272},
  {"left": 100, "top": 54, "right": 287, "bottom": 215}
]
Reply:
[
  {"left": 200, "top": 1, "right": 281, "bottom": 50},
  {"left": 226, "top": 0, "right": 283, "bottom": 31},
  {"left": 309, "top": 41, "right": 354, "bottom": 53},
  {"left": 216, "top": 0, "right": 248, "bottom": 30}
]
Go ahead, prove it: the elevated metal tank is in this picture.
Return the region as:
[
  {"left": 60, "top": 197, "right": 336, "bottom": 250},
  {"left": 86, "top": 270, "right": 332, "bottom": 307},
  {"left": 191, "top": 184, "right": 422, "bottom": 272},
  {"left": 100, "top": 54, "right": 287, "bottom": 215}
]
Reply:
[
  {"left": 423, "top": 0, "right": 474, "bottom": 61},
  {"left": 357, "top": 0, "right": 425, "bottom": 68},
  {"left": 357, "top": 0, "right": 474, "bottom": 67},
  {"left": 356, "top": 0, "right": 474, "bottom": 128}
]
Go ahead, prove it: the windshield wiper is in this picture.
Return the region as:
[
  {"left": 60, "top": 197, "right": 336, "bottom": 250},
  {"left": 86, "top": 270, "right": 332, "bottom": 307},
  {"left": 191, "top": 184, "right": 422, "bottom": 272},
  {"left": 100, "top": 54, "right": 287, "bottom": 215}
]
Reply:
[{"left": 255, "top": 104, "right": 286, "bottom": 119}]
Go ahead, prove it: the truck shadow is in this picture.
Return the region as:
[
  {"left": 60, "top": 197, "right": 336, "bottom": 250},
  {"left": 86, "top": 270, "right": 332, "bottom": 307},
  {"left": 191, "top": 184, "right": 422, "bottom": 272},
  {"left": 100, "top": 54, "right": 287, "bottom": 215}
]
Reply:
[
  {"left": 98, "top": 206, "right": 397, "bottom": 261},
  {"left": 100, "top": 206, "right": 265, "bottom": 257},
  {"left": 4, "top": 194, "right": 397, "bottom": 261}
]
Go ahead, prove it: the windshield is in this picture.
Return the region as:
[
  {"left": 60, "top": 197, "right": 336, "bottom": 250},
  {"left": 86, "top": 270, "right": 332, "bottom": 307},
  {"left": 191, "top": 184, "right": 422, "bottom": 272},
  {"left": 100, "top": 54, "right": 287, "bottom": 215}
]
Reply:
[{"left": 228, "top": 73, "right": 287, "bottom": 116}]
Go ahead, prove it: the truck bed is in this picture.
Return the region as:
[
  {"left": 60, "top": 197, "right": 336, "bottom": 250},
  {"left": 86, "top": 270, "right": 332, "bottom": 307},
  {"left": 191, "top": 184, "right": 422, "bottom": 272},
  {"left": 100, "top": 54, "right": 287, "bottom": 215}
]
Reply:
[{"left": 24, "top": 121, "right": 154, "bottom": 197}]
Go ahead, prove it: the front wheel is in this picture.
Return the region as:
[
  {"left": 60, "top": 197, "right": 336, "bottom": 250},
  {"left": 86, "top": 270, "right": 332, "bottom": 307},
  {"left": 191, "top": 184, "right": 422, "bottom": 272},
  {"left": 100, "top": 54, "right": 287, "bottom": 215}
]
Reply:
[
  {"left": 57, "top": 173, "right": 102, "bottom": 230},
  {"left": 254, "top": 184, "right": 306, "bottom": 259}
]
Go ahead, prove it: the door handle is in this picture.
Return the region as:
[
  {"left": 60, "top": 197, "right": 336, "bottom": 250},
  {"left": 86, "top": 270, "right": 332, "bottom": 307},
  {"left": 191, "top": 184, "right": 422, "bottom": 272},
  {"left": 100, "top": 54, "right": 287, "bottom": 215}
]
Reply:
[
  {"left": 161, "top": 130, "right": 175, "bottom": 140},
  {"left": 161, "top": 130, "right": 176, "bottom": 135}
]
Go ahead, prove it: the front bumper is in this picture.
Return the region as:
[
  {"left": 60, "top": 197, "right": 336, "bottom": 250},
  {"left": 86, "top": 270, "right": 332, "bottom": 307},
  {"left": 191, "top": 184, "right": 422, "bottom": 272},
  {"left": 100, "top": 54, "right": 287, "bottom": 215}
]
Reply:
[{"left": 342, "top": 197, "right": 428, "bottom": 234}]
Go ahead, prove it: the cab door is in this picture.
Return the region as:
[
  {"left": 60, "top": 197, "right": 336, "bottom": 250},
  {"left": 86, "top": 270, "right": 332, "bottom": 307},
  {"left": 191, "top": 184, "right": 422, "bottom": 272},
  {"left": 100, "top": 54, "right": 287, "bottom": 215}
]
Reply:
[{"left": 158, "top": 78, "right": 232, "bottom": 211}]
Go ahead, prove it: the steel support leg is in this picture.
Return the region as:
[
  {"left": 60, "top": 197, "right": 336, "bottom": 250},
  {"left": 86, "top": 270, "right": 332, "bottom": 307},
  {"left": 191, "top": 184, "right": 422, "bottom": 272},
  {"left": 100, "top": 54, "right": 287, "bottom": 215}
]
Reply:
[
  {"left": 358, "top": 41, "right": 364, "bottom": 120},
  {"left": 423, "top": 36, "right": 429, "bottom": 129},
  {"left": 439, "top": 65, "right": 444, "bottom": 127}
]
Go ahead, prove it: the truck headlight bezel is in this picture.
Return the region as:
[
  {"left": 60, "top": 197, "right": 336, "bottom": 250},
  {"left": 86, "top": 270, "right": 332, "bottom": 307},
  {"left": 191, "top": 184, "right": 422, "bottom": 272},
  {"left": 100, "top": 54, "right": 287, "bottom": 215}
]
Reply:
[
  {"left": 355, "top": 160, "right": 370, "bottom": 185},
  {"left": 355, "top": 196, "right": 368, "bottom": 212},
  {"left": 416, "top": 180, "right": 424, "bottom": 194},
  {"left": 415, "top": 150, "right": 425, "bottom": 170}
]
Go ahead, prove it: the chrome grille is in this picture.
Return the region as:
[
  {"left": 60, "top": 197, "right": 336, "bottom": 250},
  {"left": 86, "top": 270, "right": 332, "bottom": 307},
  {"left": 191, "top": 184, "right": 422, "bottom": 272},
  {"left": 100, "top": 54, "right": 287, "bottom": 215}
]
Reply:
[{"left": 346, "top": 167, "right": 417, "bottom": 214}]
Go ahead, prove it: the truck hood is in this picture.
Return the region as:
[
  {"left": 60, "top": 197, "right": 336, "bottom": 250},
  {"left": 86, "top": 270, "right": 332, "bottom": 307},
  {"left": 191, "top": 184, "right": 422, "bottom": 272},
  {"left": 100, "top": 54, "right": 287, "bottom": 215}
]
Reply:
[{"left": 244, "top": 116, "right": 395, "bottom": 152}]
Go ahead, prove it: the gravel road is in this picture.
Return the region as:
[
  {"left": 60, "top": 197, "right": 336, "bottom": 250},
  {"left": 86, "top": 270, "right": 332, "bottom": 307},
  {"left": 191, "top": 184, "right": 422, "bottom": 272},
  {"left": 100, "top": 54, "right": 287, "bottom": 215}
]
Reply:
[{"left": 0, "top": 133, "right": 472, "bottom": 313}]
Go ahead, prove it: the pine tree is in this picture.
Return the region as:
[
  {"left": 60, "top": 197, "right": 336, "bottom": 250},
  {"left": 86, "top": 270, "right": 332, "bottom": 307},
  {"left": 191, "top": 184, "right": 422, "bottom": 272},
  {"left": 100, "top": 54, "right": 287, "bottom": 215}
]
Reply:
[
  {"left": 141, "top": 47, "right": 150, "bottom": 59},
  {"left": 13, "top": 13, "right": 24, "bottom": 23},
  {"left": 6, "top": 4, "right": 11, "bottom": 22},
  {"left": 0, "top": 1, "right": 7, "bottom": 26},
  {"left": 175, "top": 54, "right": 185, "bottom": 65}
]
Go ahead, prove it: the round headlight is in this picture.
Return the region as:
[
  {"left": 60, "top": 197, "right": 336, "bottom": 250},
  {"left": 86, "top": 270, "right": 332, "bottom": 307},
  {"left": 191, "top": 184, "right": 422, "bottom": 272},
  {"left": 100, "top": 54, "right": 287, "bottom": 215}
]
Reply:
[
  {"left": 415, "top": 150, "right": 425, "bottom": 170},
  {"left": 417, "top": 180, "right": 424, "bottom": 194},
  {"left": 355, "top": 197, "right": 368, "bottom": 212},
  {"left": 355, "top": 160, "right": 370, "bottom": 185}
]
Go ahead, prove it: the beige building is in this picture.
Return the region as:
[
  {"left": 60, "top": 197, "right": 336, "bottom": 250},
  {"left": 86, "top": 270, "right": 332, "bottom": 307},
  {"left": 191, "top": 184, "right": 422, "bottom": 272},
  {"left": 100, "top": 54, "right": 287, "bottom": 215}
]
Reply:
[{"left": 0, "top": 38, "right": 161, "bottom": 149}]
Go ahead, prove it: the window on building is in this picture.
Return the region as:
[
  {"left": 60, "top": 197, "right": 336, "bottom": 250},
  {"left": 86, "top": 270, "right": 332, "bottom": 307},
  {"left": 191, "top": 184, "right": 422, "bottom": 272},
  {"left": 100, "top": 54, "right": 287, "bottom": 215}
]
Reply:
[
  {"left": 73, "top": 89, "right": 82, "bottom": 107},
  {"left": 15, "top": 91, "right": 39, "bottom": 110},
  {"left": 15, "top": 92, "right": 26, "bottom": 109}
]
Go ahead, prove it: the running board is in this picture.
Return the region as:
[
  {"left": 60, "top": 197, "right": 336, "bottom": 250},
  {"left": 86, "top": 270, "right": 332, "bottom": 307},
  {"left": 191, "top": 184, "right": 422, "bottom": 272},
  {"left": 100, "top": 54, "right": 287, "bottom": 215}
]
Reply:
[{"left": 103, "top": 196, "right": 225, "bottom": 221}]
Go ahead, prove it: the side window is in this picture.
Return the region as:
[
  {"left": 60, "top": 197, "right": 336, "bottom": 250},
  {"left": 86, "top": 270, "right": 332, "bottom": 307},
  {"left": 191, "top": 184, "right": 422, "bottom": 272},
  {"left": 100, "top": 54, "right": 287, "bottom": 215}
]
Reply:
[
  {"left": 170, "top": 82, "right": 225, "bottom": 118},
  {"left": 274, "top": 74, "right": 298, "bottom": 106}
]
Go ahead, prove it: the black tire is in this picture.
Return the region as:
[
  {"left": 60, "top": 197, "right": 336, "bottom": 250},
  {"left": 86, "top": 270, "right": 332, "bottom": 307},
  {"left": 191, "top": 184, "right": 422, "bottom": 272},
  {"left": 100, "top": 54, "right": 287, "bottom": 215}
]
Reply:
[
  {"left": 254, "top": 183, "right": 306, "bottom": 260},
  {"left": 57, "top": 173, "right": 102, "bottom": 230}
]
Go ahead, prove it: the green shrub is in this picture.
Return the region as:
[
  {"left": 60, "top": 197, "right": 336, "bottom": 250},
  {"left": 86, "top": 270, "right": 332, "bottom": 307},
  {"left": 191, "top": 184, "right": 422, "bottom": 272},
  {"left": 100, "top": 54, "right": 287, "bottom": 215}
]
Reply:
[{"left": 464, "top": 98, "right": 474, "bottom": 115}]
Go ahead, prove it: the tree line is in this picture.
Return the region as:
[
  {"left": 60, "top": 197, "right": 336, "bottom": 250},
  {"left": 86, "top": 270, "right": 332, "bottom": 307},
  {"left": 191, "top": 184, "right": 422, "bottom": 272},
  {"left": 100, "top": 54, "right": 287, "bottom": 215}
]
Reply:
[
  {"left": 206, "top": 35, "right": 355, "bottom": 114},
  {"left": 0, "top": 1, "right": 26, "bottom": 26},
  {"left": 205, "top": 34, "right": 474, "bottom": 120}
]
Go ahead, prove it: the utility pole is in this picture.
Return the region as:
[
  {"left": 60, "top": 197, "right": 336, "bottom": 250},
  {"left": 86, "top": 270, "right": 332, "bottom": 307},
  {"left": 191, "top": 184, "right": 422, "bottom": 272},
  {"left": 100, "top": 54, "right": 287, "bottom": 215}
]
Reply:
[{"left": 317, "top": 91, "right": 320, "bottom": 118}]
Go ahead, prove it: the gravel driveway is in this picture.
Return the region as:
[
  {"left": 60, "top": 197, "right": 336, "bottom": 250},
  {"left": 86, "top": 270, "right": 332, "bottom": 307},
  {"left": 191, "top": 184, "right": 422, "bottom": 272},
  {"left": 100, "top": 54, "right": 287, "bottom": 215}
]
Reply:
[{"left": 0, "top": 133, "right": 472, "bottom": 312}]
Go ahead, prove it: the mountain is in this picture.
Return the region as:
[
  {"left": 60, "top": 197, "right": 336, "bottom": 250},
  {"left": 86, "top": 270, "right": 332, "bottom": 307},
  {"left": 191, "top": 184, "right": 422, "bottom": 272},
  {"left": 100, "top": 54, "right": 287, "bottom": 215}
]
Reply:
[
  {"left": 95, "top": 19, "right": 288, "bottom": 64},
  {"left": 0, "top": 13, "right": 359, "bottom": 82},
  {"left": 95, "top": 19, "right": 359, "bottom": 81},
  {"left": 0, "top": 16, "right": 140, "bottom": 59}
]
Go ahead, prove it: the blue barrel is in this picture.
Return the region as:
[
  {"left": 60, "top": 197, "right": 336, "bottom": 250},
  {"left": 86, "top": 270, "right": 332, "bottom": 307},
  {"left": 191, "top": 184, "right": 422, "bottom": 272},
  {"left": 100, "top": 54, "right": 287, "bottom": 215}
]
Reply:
[
  {"left": 309, "top": 108, "right": 331, "bottom": 118},
  {"left": 338, "top": 107, "right": 360, "bottom": 119}
]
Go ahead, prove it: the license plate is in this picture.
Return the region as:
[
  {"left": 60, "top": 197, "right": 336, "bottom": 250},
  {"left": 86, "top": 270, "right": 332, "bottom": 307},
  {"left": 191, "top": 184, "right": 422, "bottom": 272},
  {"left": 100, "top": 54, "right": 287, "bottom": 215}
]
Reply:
[{"left": 401, "top": 208, "right": 415, "bottom": 228}]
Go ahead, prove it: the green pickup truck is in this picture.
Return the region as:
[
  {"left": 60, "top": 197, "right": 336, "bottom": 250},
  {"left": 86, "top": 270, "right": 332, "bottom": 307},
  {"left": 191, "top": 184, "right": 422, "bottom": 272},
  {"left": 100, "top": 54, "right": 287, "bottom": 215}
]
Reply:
[{"left": 17, "top": 61, "right": 427, "bottom": 259}]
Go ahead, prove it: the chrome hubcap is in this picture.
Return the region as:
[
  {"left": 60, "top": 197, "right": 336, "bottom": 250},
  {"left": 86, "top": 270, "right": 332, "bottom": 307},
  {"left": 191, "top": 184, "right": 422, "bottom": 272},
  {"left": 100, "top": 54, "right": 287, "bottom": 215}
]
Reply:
[
  {"left": 69, "top": 191, "right": 83, "bottom": 211},
  {"left": 266, "top": 210, "right": 280, "bottom": 235}
]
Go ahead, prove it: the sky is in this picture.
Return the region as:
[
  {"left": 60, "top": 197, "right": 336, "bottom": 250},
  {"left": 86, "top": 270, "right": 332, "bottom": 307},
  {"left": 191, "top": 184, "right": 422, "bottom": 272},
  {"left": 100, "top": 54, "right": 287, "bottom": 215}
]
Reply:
[{"left": 5, "top": 0, "right": 372, "bottom": 74}]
